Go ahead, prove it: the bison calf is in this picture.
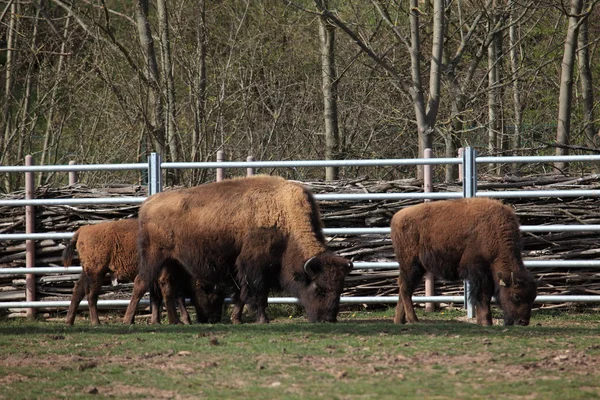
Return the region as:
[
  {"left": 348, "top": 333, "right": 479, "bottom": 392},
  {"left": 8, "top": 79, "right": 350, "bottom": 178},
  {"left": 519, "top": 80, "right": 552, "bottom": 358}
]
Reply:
[
  {"left": 63, "top": 219, "right": 224, "bottom": 326},
  {"left": 390, "top": 198, "right": 537, "bottom": 326}
]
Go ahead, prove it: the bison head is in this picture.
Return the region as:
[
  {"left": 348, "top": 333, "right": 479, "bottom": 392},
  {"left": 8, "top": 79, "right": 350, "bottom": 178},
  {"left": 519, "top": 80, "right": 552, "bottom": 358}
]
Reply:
[
  {"left": 296, "top": 253, "right": 353, "bottom": 323},
  {"left": 193, "top": 282, "right": 225, "bottom": 324},
  {"left": 495, "top": 270, "right": 537, "bottom": 326}
]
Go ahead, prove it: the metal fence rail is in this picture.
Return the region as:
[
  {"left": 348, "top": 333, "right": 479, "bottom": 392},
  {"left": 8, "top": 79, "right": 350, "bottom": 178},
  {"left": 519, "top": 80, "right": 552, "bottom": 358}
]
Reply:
[{"left": 2, "top": 148, "right": 600, "bottom": 313}]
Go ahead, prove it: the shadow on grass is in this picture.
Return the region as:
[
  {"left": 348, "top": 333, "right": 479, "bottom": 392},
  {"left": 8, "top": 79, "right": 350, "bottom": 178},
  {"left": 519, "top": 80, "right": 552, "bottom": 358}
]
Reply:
[{"left": 0, "top": 313, "right": 597, "bottom": 339}]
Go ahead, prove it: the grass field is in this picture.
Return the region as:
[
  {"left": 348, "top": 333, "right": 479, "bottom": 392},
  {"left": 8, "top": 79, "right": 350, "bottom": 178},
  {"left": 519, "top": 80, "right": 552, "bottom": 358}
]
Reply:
[{"left": 0, "top": 307, "right": 599, "bottom": 400}]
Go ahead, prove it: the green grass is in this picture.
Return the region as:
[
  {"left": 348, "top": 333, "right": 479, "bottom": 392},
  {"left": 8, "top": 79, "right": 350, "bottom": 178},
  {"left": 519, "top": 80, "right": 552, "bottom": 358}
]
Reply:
[{"left": 0, "top": 307, "right": 599, "bottom": 399}]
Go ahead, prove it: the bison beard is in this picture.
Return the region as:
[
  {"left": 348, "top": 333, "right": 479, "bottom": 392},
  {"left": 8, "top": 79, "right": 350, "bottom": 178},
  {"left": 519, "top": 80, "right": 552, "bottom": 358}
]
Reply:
[
  {"left": 123, "top": 175, "right": 353, "bottom": 324},
  {"left": 390, "top": 198, "right": 537, "bottom": 326}
]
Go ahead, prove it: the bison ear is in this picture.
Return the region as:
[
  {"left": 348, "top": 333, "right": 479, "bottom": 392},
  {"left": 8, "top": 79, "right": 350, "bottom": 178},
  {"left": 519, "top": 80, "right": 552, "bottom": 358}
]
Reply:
[{"left": 304, "top": 256, "right": 322, "bottom": 278}]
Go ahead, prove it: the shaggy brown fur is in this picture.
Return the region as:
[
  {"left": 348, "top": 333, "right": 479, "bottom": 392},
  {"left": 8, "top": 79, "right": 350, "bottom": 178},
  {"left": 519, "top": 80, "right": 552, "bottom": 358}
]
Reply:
[
  {"left": 63, "top": 219, "right": 224, "bottom": 326},
  {"left": 390, "top": 198, "right": 537, "bottom": 326},
  {"left": 123, "top": 175, "right": 353, "bottom": 324}
]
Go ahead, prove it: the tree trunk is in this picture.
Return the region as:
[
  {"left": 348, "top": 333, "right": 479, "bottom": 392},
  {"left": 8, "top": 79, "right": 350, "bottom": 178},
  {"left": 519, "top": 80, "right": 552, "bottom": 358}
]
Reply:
[
  {"left": 135, "top": 0, "right": 166, "bottom": 159},
  {"left": 16, "top": 5, "right": 41, "bottom": 189},
  {"left": 318, "top": 0, "right": 340, "bottom": 181},
  {"left": 577, "top": 2, "right": 597, "bottom": 152},
  {"left": 509, "top": 0, "right": 523, "bottom": 173},
  {"left": 487, "top": 12, "right": 499, "bottom": 173},
  {"left": 38, "top": 11, "right": 70, "bottom": 186},
  {"left": 555, "top": 0, "right": 584, "bottom": 173},
  {"left": 157, "top": 0, "right": 181, "bottom": 184},
  {"left": 409, "top": 0, "right": 429, "bottom": 170},
  {"left": 192, "top": 0, "right": 207, "bottom": 164},
  {"left": 1, "top": 2, "right": 18, "bottom": 191},
  {"left": 190, "top": 0, "right": 208, "bottom": 185}
]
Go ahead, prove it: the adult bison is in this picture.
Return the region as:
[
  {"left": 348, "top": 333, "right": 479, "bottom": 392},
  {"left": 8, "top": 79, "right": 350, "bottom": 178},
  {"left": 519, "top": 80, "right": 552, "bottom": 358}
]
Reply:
[
  {"left": 390, "top": 198, "right": 537, "bottom": 326},
  {"left": 123, "top": 175, "right": 353, "bottom": 324},
  {"left": 63, "top": 219, "right": 224, "bottom": 326}
]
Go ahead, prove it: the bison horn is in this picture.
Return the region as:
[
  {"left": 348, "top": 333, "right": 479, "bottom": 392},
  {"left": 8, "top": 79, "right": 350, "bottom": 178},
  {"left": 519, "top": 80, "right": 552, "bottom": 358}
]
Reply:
[
  {"left": 511, "top": 272, "right": 515, "bottom": 286},
  {"left": 303, "top": 256, "right": 318, "bottom": 277},
  {"left": 499, "top": 279, "right": 507, "bottom": 287}
]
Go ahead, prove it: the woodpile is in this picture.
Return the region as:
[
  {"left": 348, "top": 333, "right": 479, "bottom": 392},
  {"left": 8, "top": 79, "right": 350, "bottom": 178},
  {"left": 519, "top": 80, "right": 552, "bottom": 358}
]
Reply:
[{"left": 1, "top": 174, "right": 599, "bottom": 317}]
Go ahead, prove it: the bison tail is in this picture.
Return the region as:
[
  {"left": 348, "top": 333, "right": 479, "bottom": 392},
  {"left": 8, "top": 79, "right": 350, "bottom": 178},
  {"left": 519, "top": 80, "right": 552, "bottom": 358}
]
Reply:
[{"left": 62, "top": 229, "right": 80, "bottom": 267}]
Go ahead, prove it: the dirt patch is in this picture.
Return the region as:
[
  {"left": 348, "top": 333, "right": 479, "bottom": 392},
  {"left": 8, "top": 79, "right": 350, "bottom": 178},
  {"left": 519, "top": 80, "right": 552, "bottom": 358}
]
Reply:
[{"left": 0, "top": 372, "right": 29, "bottom": 386}]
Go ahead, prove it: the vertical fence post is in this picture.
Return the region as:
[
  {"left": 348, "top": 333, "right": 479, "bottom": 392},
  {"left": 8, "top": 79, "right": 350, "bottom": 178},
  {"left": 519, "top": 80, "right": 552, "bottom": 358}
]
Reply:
[
  {"left": 247, "top": 155, "right": 255, "bottom": 177},
  {"left": 423, "top": 148, "right": 435, "bottom": 312},
  {"left": 148, "top": 152, "right": 162, "bottom": 196},
  {"left": 68, "top": 160, "right": 77, "bottom": 185},
  {"left": 25, "top": 155, "right": 36, "bottom": 319},
  {"left": 458, "top": 148, "right": 464, "bottom": 181},
  {"left": 462, "top": 147, "right": 477, "bottom": 319},
  {"left": 216, "top": 150, "right": 225, "bottom": 182},
  {"left": 146, "top": 153, "right": 162, "bottom": 316}
]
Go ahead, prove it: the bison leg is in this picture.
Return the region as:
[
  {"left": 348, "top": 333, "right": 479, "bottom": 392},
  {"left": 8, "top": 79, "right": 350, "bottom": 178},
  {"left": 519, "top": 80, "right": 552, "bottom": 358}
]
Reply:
[
  {"left": 395, "top": 260, "right": 424, "bottom": 324},
  {"left": 254, "top": 296, "right": 270, "bottom": 324},
  {"left": 66, "top": 273, "right": 87, "bottom": 325},
  {"left": 123, "top": 276, "right": 148, "bottom": 324},
  {"left": 464, "top": 266, "right": 494, "bottom": 326},
  {"left": 86, "top": 275, "right": 104, "bottom": 326},
  {"left": 475, "top": 301, "right": 493, "bottom": 326},
  {"left": 239, "top": 282, "right": 270, "bottom": 324},
  {"left": 156, "top": 269, "right": 183, "bottom": 325},
  {"left": 149, "top": 285, "right": 164, "bottom": 324},
  {"left": 177, "top": 298, "right": 192, "bottom": 324},
  {"left": 393, "top": 277, "right": 406, "bottom": 324},
  {"left": 230, "top": 291, "right": 244, "bottom": 324}
]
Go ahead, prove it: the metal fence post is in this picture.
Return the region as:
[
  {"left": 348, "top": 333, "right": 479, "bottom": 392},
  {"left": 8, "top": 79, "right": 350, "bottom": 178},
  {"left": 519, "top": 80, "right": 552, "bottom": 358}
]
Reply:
[
  {"left": 458, "top": 148, "right": 464, "bottom": 181},
  {"left": 68, "top": 160, "right": 77, "bottom": 185},
  {"left": 25, "top": 155, "right": 36, "bottom": 319},
  {"left": 462, "top": 147, "right": 477, "bottom": 319},
  {"left": 424, "top": 148, "right": 435, "bottom": 312},
  {"left": 146, "top": 152, "right": 162, "bottom": 316},
  {"left": 216, "top": 150, "right": 225, "bottom": 182},
  {"left": 247, "top": 156, "right": 255, "bottom": 177},
  {"left": 148, "top": 153, "right": 162, "bottom": 196}
]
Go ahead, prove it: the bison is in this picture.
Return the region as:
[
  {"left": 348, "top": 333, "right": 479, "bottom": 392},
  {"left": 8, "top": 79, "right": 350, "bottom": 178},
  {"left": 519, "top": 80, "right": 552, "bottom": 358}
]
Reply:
[
  {"left": 123, "top": 175, "right": 353, "bottom": 324},
  {"left": 63, "top": 219, "right": 224, "bottom": 326},
  {"left": 390, "top": 198, "right": 537, "bottom": 326}
]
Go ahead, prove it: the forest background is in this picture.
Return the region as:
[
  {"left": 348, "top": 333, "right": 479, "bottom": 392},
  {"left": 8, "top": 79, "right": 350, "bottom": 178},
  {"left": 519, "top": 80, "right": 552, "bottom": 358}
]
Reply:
[{"left": 1, "top": 0, "right": 599, "bottom": 191}]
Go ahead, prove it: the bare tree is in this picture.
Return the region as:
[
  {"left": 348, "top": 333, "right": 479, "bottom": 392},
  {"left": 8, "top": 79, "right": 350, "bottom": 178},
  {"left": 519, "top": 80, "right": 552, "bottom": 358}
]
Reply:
[
  {"left": 487, "top": 3, "right": 500, "bottom": 172},
  {"left": 317, "top": 0, "right": 340, "bottom": 181},
  {"left": 307, "top": 0, "right": 445, "bottom": 178},
  {"left": 509, "top": 0, "right": 523, "bottom": 172},
  {"left": 577, "top": 1, "right": 597, "bottom": 151},
  {"left": 555, "top": 0, "right": 584, "bottom": 172},
  {"left": 135, "top": 0, "right": 167, "bottom": 159},
  {"left": 157, "top": 0, "right": 181, "bottom": 183},
  {"left": 38, "top": 11, "right": 71, "bottom": 186},
  {"left": 1, "top": 1, "right": 18, "bottom": 190}
]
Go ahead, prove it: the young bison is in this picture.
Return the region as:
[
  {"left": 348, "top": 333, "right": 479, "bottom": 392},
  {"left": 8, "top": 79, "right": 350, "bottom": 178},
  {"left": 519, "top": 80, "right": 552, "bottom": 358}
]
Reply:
[
  {"left": 390, "top": 198, "right": 537, "bottom": 326},
  {"left": 124, "top": 175, "right": 353, "bottom": 324},
  {"left": 63, "top": 219, "right": 224, "bottom": 326}
]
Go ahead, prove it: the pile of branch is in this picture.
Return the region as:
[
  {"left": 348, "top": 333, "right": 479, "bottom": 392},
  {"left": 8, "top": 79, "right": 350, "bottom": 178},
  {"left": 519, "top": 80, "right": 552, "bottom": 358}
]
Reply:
[{"left": 1, "top": 174, "right": 599, "bottom": 314}]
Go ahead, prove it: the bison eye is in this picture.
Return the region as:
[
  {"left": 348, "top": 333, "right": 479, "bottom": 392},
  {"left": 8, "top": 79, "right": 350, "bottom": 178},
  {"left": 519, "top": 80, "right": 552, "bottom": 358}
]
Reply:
[
  {"left": 314, "top": 286, "right": 326, "bottom": 297},
  {"left": 512, "top": 294, "right": 522, "bottom": 302}
]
